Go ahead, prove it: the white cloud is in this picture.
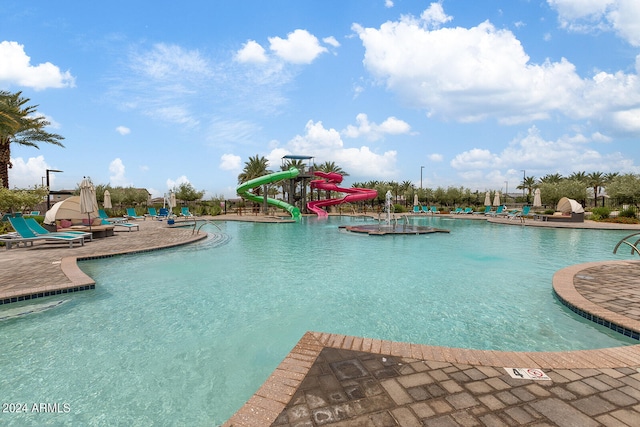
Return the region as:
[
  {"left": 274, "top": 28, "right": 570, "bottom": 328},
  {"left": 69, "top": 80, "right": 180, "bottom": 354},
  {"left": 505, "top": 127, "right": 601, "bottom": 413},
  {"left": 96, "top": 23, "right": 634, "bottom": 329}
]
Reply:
[
  {"left": 322, "top": 36, "right": 341, "bottom": 48},
  {"left": 166, "top": 175, "right": 190, "bottom": 190},
  {"left": 268, "top": 29, "right": 328, "bottom": 64},
  {"left": 109, "top": 158, "right": 131, "bottom": 187},
  {"left": 352, "top": 5, "right": 640, "bottom": 134},
  {"left": 342, "top": 113, "right": 411, "bottom": 140},
  {"left": 235, "top": 40, "right": 268, "bottom": 63},
  {"left": 429, "top": 153, "right": 444, "bottom": 162},
  {"left": 116, "top": 126, "right": 131, "bottom": 135},
  {"left": 385, "top": 0, "right": 394, "bottom": 8},
  {"left": 133, "top": 43, "right": 210, "bottom": 80},
  {"left": 219, "top": 154, "right": 242, "bottom": 171},
  {"left": 0, "top": 41, "right": 75, "bottom": 90},
  {"left": 420, "top": 2, "right": 453, "bottom": 28},
  {"left": 282, "top": 120, "right": 397, "bottom": 178},
  {"left": 7, "top": 156, "right": 49, "bottom": 188},
  {"left": 548, "top": 0, "right": 640, "bottom": 46}
]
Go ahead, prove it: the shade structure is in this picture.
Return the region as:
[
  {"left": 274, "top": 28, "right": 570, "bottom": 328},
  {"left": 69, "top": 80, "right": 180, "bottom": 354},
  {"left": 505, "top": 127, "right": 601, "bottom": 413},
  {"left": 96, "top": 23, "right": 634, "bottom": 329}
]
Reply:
[
  {"left": 533, "top": 188, "right": 541, "bottom": 207},
  {"left": 557, "top": 197, "right": 584, "bottom": 214},
  {"left": 80, "top": 178, "right": 98, "bottom": 231},
  {"left": 484, "top": 191, "right": 491, "bottom": 206},
  {"left": 103, "top": 190, "right": 112, "bottom": 209},
  {"left": 492, "top": 191, "right": 501, "bottom": 207},
  {"left": 413, "top": 194, "right": 419, "bottom": 206},
  {"left": 169, "top": 192, "right": 176, "bottom": 209},
  {"left": 44, "top": 196, "right": 98, "bottom": 225}
]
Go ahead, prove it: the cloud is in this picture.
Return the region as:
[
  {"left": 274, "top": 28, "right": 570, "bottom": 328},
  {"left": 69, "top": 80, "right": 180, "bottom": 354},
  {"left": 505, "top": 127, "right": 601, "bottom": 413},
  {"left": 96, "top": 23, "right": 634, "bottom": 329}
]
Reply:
[
  {"left": 109, "top": 158, "right": 131, "bottom": 187},
  {"left": 281, "top": 120, "right": 397, "bottom": 178},
  {"left": 342, "top": 113, "right": 411, "bottom": 140},
  {"left": 352, "top": 4, "right": 640, "bottom": 135},
  {"left": 420, "top": 2, "right": 453, "bottom": 28},
  {"left": 268, "top": 29, "right": 328, "bottom": 64},
  {"left": 0, "top": 41, "right": 75, "bottom": 90},
  {"left": 235, "top": 40, "right": 268, "bottom": 63},
  {"left": 219, "top": 154, "right": 242, "bottom": 170},
  {"left": 7, "top": 156, "right": 49, "bottom": 188},
  {"left": 450, "top": 126, "right": 637, "bottom": 186},
  {"left": 167, "top": 175, "right": 190, "bottom": 190},
  {"left": 429, "top": 153, "right": 444, "bottom": 162},
  {"left": 116, "top": 126, "right": 131, "bottom": 135},
  {"left": 322, "top": 36, "right": 341, "bottom": 48},
  {"left": 385, "top": 0, "right": 394, "bottom": 8},
  {"left": 548, "top": 0, "right": 640, "bottom": 46}
]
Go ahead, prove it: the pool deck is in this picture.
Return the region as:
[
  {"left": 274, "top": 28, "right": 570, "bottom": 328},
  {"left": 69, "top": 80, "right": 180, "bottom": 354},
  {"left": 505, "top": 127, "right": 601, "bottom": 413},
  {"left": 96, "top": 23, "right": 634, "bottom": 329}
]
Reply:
[{"left": 2, "top": 214, "right": 640, "bottom": 426}]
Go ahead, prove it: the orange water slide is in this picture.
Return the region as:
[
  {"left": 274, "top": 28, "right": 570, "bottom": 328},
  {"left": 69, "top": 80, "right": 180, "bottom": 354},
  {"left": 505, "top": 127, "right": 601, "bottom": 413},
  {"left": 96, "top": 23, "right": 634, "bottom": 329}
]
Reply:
[{"left": 307, "top": 171, "right": 377, "bottom": 217}]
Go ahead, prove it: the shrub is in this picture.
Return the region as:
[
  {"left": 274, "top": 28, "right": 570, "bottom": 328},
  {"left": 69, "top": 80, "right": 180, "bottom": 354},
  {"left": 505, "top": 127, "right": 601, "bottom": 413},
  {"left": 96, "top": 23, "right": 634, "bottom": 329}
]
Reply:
[
  {"left": 392, "top": 204, "right": 406, "bottom": 213},
  {"left": 619, "top": 206, "right": 637, "bottom": 218},
  {"left": 591, "top": 207, "right": 610, "bottom": 219}
]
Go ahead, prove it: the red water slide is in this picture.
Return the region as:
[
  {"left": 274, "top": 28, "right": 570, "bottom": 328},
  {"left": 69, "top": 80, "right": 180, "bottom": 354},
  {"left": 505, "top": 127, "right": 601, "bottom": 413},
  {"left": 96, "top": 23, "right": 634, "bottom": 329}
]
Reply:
[{"left": 307, "top": 171, "right": 377, "bottom": 217}]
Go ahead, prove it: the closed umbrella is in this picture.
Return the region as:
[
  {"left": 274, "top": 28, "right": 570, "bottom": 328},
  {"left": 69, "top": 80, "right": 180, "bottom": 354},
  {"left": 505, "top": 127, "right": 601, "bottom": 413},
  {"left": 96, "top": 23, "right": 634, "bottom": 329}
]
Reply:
[
  {"left": 79, "top": 177, "right": 98, "bottom": 231},
  {"left": 413, "top": 194, "right": 419, "bottom": 206},
  {"left": 483, "top": 191, "right": 491, "bottom": 206},
  {"left": 533, "top": 188, "right": 541, "bottom": 207},
  {"left": 492, "top": 191, "right": 501, "bottom": 207},
  {"left": 169, "top": 192, "right": 176, "bottom": 214},
  {"left": 103, "top": 190, "right": 112, "bottom": 209}
]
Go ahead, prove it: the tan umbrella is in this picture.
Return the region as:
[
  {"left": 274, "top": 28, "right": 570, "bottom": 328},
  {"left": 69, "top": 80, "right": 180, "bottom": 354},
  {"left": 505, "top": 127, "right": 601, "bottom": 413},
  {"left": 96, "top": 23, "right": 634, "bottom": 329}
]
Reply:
[
  {"left": 533, "top": 188, "right": 541, "bottom": 207},
  {"left": 483, "top": 191, "right": 491, "bottom": 206},
  {"left": 493, "top": 191, "right": 501, "bottom": 207},
  {"left": 413, "top": 194, "right": 419, "bottom": 206},
  {"left": 79, "top": 177, "right": 98, "bottom": 231},
  {"left": 169, "top": 191, "right": 176, "bottom": 214},
  {"left": 103, "top": 190, "right": 112, "bottom": 209}
]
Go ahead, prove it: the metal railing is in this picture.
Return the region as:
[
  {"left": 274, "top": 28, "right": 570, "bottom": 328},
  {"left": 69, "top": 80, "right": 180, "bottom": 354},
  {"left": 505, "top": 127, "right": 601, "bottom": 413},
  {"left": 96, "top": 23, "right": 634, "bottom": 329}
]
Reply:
[{"left": 613, "top": 232, "right": 640, "bottom": 256}]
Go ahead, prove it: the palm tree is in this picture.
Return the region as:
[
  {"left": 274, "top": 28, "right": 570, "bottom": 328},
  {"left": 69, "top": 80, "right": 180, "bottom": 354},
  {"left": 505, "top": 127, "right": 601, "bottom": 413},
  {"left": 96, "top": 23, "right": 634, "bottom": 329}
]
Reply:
[
  {"left": 586, "top": 171, "right": 606, "bottom": 207},
  {"left": 517, "top": 176, "right": 537, "bottom": 203},
  {"left": 568, "top": 171, "right": 587, "bottom": 183},
  {"left": 538, "top": 173, "right": 563, "bottom": 184},
  {"left": 0, "top": 91, "right": 65, "bottom": 188},
  {"left": 237, "top": 155, "right": 271, "bottom": 196}
]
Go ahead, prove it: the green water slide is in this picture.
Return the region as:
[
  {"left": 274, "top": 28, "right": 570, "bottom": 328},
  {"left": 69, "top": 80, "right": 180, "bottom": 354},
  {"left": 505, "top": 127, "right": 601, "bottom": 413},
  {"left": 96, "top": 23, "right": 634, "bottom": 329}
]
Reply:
[{"left": 236, "top": 167, "right": 301, "bottom": 219}]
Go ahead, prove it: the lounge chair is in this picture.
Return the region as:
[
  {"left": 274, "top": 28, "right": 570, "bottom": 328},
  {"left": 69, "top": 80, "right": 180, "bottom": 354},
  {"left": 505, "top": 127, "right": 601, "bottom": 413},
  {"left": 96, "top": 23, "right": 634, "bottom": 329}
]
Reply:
[
  {"left": 474, "top": 206, "right": 491, "bottom": 215},
  {"left": 100, "top": 219, "right": 139, "bottom": 232},
  {"left": 508, "top": 206, "right": 531, "bottom": 220},
  {"left": 462, "top": 207, "right": 473, "bottom": 214},
  {"left": 4, "top": 216, "right": 84, "bottom": 249},
  {"left": 126, "top": 208, "right": 145, "bottom": 220},
  {"left": 430, "top": 206, "right": 440, "bottom": 214},
  {"left": 413, "top": 205, "right": 421, "bottom": 214},
  {"left": 180, "top": 207, "right": 194, "bottom": 217},
  {"left": 451, "top": 208, "right": 463, "bottom": 214},
  {"left": 29, "top": 211, "right": 40, "bottom": 216},
  {"left": 24, "top": 217, "right": 93, "bottom": 242},
  {"left": 486, "top": 206, "right": 504, "bottom": 216},
  {"left": 159, "top": 208, "right": 170, "bottom": 219},
  {"left": 421, "top": 206, "right": 430, "bottom": 214},
  {"left": 148, "top": 207, "right": 159, "bottom": 219}
]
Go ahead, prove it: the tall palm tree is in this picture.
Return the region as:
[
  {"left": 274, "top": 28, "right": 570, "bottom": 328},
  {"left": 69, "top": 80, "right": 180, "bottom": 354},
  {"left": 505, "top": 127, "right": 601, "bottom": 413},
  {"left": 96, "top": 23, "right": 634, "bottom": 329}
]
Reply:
[
  {"left": 517, "top": 176, "right": 537, "bottom": 203},
  {"left": 237, "top": 155, "right": 271, "bottom": 196},
  {"left": 0, "top": 91, "right": 65, "bottom": 188},
  {"left": 586, "top": 171, "right": 605, "bottom": 207},
  {"left": 568, "top": 171, "right": 587, "bottom": 183},
  {"left": 538, "top": 173, "right": 563, "bottom": 184}
]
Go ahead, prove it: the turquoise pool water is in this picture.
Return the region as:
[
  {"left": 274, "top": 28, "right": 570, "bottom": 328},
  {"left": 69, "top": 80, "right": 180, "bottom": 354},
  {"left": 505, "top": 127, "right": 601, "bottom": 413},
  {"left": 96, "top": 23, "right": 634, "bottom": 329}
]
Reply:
[{"left": 0, "top": 216, "right": 637, "bottom": 425}]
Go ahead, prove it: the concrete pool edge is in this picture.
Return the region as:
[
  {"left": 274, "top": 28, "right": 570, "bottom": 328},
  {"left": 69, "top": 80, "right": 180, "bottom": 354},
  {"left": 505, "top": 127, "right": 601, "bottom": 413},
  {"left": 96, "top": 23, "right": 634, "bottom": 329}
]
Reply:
[{"left": 224, "top": 259, "right": 640, "bottom": 426}]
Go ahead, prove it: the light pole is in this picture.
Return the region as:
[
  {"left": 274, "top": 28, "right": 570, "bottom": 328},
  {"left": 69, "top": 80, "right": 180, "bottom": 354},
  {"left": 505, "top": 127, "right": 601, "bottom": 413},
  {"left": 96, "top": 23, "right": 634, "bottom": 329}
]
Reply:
[
  {"left": 46, "top": 169, "right": 63, "bottom": 210},
  {"left": 521, "top": 169, "right": 526, "bottom": 201},
  {"left": 420, "top": 166, "right": 424, "bottom": 189},
  {"left": 504, "top": 181, "right": 508, "bottom": 205}
]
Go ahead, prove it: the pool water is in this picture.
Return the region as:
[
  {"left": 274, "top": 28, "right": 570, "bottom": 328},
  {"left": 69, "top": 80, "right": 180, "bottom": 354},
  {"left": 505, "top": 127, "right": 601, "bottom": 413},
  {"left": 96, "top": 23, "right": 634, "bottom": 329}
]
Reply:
[{"left": 0, "top": 216, "right": 636, "bottom": 425}]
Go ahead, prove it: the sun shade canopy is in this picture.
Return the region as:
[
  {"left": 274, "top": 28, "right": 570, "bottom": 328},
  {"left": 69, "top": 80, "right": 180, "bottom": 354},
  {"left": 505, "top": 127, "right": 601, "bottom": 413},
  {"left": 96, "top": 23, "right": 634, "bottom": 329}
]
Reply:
[{"left": 557, "top": 197, "right": 584, "bottom": 214}]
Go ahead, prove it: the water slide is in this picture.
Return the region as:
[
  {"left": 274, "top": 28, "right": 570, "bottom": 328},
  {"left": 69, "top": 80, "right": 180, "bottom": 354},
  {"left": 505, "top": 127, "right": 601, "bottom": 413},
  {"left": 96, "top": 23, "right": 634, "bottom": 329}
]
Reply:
[
  {"left": 307, "top": 171, "right": 377, "bottom": 217},
  {"left": 236, "top": 167, "right": 301, "bottom": 219}
]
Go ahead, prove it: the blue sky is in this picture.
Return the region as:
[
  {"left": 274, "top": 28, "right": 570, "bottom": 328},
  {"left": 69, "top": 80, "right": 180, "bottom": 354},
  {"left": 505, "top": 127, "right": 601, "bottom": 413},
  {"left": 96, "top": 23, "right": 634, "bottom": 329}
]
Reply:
[{"left": 2, "top": 0, "right": 640, "bottom": 198}]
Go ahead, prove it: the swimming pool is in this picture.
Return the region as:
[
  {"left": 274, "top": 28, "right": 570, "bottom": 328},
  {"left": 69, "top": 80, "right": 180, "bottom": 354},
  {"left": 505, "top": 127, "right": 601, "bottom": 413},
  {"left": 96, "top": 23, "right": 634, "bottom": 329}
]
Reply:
[{"left": 0, "top": 216, "right": 636, "bottom": 425}]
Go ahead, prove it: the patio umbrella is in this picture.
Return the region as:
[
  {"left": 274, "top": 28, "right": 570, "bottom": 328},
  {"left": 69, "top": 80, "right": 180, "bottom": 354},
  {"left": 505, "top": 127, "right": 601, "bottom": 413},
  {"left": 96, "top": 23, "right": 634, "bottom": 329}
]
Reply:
[
  {"left": 492, "top": 191, "right": 501, "bottom": 207},
  {"left": 413, "top": 194, "right": 419, "bottom": 206},
  {"left": 79, "top": 177, "right": 98, "bottom": 231},
  {"left": 483, "top": 191, "right": 491, "bottom": 206},
  {"left": 103, "top": 190, "right": 112, "bottom": 209},
  {"left": 169, "top": 191, "right": 176, "bottom": 213},
  {"left": 533, "top": 188, "right": 541, "bottom": 207}
]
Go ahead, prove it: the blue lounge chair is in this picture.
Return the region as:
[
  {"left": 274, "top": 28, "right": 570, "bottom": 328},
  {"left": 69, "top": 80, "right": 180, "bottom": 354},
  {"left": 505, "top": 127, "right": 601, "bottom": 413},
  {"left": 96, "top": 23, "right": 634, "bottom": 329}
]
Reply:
[
  {"left": 486, "top": 206, "right": 504, "bottom": 216},
  {"left": 159, "top": 208, "right": 170, "bottom": 218},
  {"left": 29, "top": 211, "right": 40, "bottom": 216},
  {"left": 462, "top": 207, "right": 473, "bottom": 214},
  {"left": 126, "top": 208, "right": 145, "bottom": 220},
  {"left": 181, "top": 207, "right": 194, "bottom": 217},
  {"left": 24, "top": 217, "right": 93, "bottom": 242},
  {"left": 148, "top": 207, "right": 159, "bottom": 219},
  {"left": 3, "top": 216, "right": 85, "bottom": 249},
  {"left": 421, "top": 205, "right": 430, "bottom": 214},
  {"left": 413, "top": 205, "right": 421, "bottom": 214},
  {"left": 430, "top": 206, "right": 440, "bottom": 214},
  {"left": 452, "top": 207, "right": 463, "bottom": 214},
  {"left": 474, "top": 206, "right": 491, "bottom": 215},
  {"left": 508, "top": 206, "right": 531, "bottom": 220},
  {"left": 101, "top": 219, "right": 139, "bottom": 231}
]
